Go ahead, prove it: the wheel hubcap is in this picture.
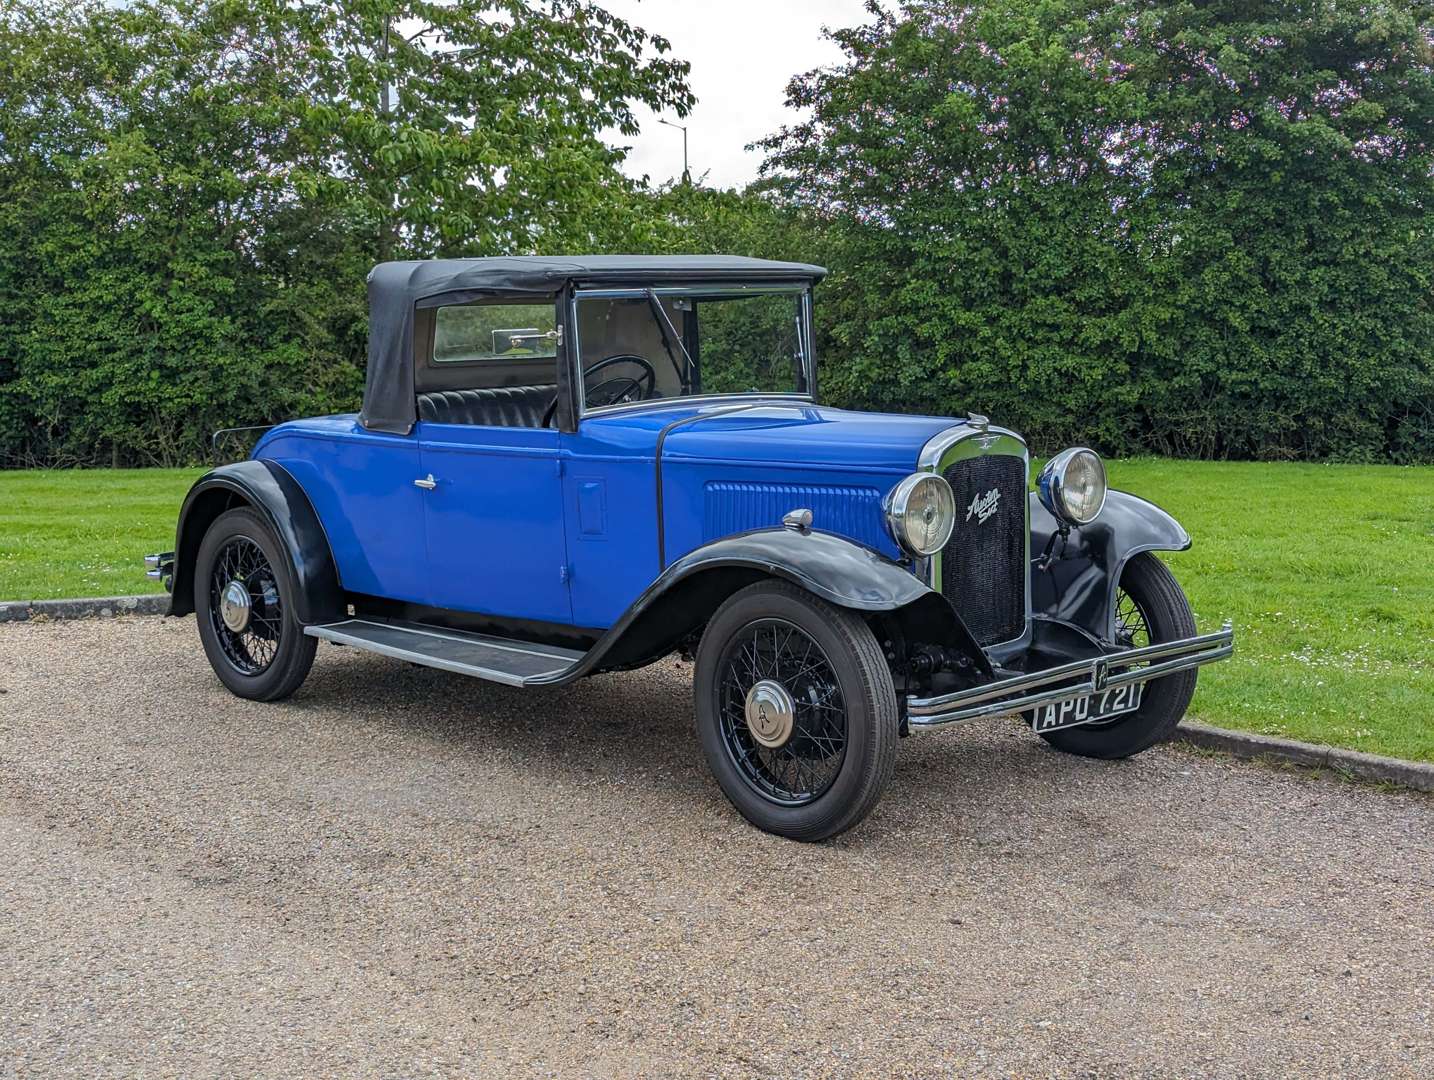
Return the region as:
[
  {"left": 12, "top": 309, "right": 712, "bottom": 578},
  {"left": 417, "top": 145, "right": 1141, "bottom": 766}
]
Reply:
[
  {"left": 744, "top": 679, "right": 796, "bottom": 748},
  {"left": 219, "top": 579, "right": 252, "bottom": 633}
]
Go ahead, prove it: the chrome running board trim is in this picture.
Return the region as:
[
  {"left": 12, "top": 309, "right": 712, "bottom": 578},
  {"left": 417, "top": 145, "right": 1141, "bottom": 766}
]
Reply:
[{"left": 305, "top": 618, "right": 584, "bottom": 687}]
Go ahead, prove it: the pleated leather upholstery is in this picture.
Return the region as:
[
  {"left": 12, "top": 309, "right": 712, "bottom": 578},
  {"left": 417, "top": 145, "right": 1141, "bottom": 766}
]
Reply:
[{"left": 415, "top": 385, "right": 556, "bottom": 428}]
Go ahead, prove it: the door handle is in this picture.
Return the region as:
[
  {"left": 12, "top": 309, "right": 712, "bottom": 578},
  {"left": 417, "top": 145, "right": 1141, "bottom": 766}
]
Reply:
[{"left": 414, "top": 474, "right": 437, "bottom": 490}]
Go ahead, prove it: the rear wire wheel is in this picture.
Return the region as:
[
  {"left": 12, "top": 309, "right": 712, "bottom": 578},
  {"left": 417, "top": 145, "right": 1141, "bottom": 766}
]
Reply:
[
  {"left": 207, "top": 536, "right": 282, "bottom": 675},
  {"left": 194, "top": 507, "right": 316, "bottom": 702},
  {"left": 695, "top": 581, "right": 898, "bottom": 841}
]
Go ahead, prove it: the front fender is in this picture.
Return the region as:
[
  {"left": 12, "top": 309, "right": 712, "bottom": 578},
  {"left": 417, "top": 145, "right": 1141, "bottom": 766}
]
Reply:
[
  {"left": 666, "top": 527, "right": 930, "bottom": 611},
  {"left": 1029, "top": 490, "right": 1191, "bottom": 642},
  {"left": 169, "top": 460, "right": 342, "bottom": 625},
  {"left": 543, "top": 527, "right": 986, "bottom": 681}
]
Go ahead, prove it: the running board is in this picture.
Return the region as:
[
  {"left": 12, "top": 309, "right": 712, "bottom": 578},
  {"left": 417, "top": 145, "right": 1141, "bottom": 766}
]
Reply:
[{"left": 304, "top": 618, "right": 584, "bottom": 686}]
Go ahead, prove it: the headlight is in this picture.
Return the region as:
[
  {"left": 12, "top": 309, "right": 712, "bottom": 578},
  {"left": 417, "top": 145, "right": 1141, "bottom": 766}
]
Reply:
[
  {"left": 1038, "top": 447, "right": 1107, "bottom": 525},
  {"left": 885, "top": 473, "right": 955, "bottom": 557}
]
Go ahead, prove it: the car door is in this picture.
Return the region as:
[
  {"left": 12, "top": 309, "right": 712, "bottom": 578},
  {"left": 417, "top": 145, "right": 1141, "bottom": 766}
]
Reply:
[{"left": 416, "top": 420, "right": 572, "bottom": 625}]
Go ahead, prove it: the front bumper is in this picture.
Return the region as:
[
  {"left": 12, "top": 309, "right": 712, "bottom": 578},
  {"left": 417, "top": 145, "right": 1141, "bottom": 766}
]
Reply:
[{"left": 905, "top": 621, "right": 1234, "bottom": 730}]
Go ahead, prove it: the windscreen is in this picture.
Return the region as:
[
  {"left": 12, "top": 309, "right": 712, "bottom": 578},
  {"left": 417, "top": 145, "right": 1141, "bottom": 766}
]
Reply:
[{"left": 575, "top": 288, "right": 810, "bottom": 408}]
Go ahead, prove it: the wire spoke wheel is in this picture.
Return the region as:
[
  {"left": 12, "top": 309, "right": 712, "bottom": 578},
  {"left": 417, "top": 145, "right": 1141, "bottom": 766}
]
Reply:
[
  {"left": 1038, "top": 553, "right": 1199, "bottom": 760},
  {"left": 1115, "top": 585, "right": 1151, "bottom": 649},
  {"left": 1076, "top": 586, "right": 1156, "bottom": 731},
  {"left": 206, "top": 536, "right": 283, "bottom": 676},
  {"left": 696, "top": 582, "right": 897, "bottom": 841},
  {"left": 715, "top": 618, "right": 848, "bottom": 806}
]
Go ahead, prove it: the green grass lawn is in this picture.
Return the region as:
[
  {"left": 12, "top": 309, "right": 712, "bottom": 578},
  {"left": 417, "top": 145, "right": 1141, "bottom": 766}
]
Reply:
[
  {"left": 2, "top": 461, "right": 1431, "bottom": 762},
  {"left": 1105, "top": 459, "right": 1434, "bottom": 764},
  {"left": 0, "top": 468, "right": 203, "bottom": 602}
]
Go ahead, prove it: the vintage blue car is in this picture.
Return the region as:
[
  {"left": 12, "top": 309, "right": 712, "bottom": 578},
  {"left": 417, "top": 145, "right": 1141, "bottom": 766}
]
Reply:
[{"left": 149, "top": 255, "right": 1232, "bottom": 841}]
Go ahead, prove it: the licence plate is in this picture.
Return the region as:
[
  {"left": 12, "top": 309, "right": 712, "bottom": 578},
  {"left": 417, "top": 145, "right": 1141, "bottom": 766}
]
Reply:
[{"left": 1030, "top": 682, "right": 1143, "bottom": 733}]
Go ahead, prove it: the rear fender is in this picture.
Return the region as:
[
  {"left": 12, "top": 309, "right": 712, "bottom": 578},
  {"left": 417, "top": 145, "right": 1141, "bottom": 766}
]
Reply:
[
  {"left": 1029, "top": 490, "right": 1191, "bottom": 643},
  {"left": 168, "top": 460, "right": 342, "bottom": 625}
]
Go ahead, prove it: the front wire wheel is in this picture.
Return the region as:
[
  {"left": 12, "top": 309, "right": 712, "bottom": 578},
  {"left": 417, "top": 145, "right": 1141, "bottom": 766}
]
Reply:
[
  {"left": 716, "top": 619, "right": 848, "bottom": 806},
  {"left": 1114, "top": 584, "right": 1151, "bottom": 650},
  {"left": 695, "top": 582, "right": 898, "bottom": 841},
  {"left": 1076, "top": 579, "right": 1156, "bottom": 733},
  {"left": 1038, "top": 552, "right": 1198, "bottom": 759}
]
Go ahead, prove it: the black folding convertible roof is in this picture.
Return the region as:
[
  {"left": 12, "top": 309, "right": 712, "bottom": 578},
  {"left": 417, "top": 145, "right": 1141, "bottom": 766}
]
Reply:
[{"left": 361, "top": 255, "right": 826, "bottom": 434}]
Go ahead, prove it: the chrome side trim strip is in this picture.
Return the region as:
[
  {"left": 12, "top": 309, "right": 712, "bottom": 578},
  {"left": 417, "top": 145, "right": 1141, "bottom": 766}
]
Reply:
[{"left": 905, "top": 621, "right": 1234, "bottom": 729}]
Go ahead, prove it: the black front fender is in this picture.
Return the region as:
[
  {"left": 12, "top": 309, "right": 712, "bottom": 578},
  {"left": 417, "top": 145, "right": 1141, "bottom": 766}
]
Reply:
[
  {"left": 543, "top": 527, "right": 987, "bottom": 681},
  {"left": 665, "top": 527, "right": 931, "bottom": 611},
  {"left": 1029, "top": 490, "right": 1191, "bottom": 642},
  {"left": 169, "top": 460, "right": 342, "bottom": 625}
]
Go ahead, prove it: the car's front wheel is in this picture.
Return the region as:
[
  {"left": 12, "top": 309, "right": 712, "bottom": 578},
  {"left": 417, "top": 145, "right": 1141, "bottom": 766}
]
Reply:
[
  {"left": 694, "top": 581, "right": 898, "bottom": 842},
  {"left": 194, "top": 507, "right": 316, "bottom": 702},
  {"left": 1038, "top": 552, "right": 1197, "bottom": 759}
]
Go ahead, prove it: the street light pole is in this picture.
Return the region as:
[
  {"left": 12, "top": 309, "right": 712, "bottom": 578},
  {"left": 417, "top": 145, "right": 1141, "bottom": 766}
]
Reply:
[{"left": 657, "top": 118, "right": 691, "bottom": 185}]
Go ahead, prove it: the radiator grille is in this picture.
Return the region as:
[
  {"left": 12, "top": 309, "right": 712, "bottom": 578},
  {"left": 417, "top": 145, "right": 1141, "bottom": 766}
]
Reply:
[{"left": 939, "top": 454, "right": 1027, "bottom": 646}]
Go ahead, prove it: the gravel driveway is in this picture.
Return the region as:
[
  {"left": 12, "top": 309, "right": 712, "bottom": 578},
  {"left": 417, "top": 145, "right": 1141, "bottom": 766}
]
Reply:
[{"left": 1, "top": 616, "right": 1431, "bottom": 1078}]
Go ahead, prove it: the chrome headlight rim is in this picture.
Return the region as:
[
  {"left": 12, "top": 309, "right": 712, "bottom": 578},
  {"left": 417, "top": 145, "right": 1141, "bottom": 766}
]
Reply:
[
  {"left": 1038, "top": 447, "right": 1108, "bottom": 526},
  {"left": 885, "top": 472, "right": 956, "bottom": 557}
]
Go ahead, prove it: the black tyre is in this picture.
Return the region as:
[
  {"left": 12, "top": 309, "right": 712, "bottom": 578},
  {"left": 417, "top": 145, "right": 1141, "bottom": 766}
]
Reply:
[
  {"left": 694, "top": 581, "right": 898, "bottom": 841},
  {"left": 194, "top": 507, "right": 316, "bottom": 702},
  {"left": 1039, "top": 552, "right": 1197, "bottom": 759}
]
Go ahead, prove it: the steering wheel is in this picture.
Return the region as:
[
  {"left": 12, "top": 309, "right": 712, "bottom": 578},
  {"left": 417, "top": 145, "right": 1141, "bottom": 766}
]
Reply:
[{"left": 543, "top": 353, "right": 657, "bottom": 426}]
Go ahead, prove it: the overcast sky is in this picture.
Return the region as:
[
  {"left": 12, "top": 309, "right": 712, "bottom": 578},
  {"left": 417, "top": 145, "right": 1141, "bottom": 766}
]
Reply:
[{"left": 597, "top": 0, "right": 874, "bottom": 190}]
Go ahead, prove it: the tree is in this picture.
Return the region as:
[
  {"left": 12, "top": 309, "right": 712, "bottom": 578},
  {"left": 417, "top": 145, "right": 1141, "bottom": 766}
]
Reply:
[
  {"left": 759, "top": 0, "right": 1434, "bottom": 461},
  {"left": 275, "top": 0, "right": 694, "bottom": 257},
  {"left": 0, "top": 0, "right": 693, "bottom": 465}
]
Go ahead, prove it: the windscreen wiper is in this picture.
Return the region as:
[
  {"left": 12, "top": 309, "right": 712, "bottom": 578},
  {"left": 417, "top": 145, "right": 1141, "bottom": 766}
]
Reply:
[{"left": 645, "top": 288, "right": 694, "bottom": 394}]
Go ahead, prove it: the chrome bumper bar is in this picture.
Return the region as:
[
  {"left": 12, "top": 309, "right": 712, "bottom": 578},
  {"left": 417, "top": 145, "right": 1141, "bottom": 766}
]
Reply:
[{"left": 905, "top": 621, "right": 1234, "bottom": 730}]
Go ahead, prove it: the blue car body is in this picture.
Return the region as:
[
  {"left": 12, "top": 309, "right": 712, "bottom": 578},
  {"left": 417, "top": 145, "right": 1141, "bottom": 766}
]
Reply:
[
  {"left": 250, "top": 402, "right": 955, "bottom": 630},
  {"left": 156, "top": 254, "right": 1230, "bottom": 745},
  {"left": 151, "top": 254, "right": 1236, "bottom": 839}
]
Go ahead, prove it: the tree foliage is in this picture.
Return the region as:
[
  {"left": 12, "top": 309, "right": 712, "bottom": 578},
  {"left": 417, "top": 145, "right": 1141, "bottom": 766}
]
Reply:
[
  {"left": 2, "top": 0, "right": 1431, "bottom": 466},
  {"left": 760, "top": 0, "right": 1434, "bottom": 461},
  {"left": 0, "top": 0, "right": 690, "bottom": 465}
]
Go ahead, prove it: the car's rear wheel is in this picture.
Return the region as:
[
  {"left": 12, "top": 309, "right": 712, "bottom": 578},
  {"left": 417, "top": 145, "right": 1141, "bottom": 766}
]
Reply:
[
  {"left": 194, "top": 507, "right": 316, "bottom": 702},
  {"left": 1038, "top": 552, "right": 1197, "bottom": 759},
  {"left": 694, "top": 581, "right": 898, "bottom": 841}
]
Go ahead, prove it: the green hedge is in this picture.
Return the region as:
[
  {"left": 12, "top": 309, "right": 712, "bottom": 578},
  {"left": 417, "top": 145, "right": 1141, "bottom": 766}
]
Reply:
[
  {"left": 759, "top": 0, "right": 1434, "bottom": 462},
  {"left": 2, "top": 0, "right": 1431, "bottom": 466}
]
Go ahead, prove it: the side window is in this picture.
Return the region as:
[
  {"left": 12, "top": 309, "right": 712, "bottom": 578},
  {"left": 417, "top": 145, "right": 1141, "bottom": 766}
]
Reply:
[
  {"left": 415, "top": 300, "right": 560, "bottom": 428},
  {"left": 433, "top": 302, "right": 557, "bottom": 363}
]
